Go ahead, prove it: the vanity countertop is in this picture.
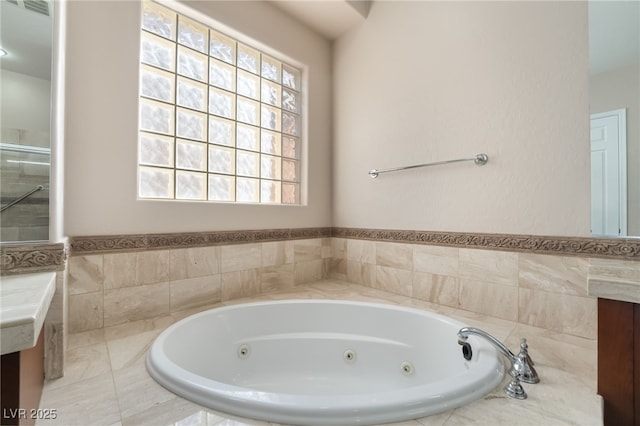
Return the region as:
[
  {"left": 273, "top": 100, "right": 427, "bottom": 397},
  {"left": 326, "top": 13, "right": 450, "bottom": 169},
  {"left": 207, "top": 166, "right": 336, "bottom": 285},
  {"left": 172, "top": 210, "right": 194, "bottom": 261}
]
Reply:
[
  {"left": 0, "top": 272, "right": 56, "bottom": 355},
  {"left": 588, "top": 258, "right": 640, "bottom": 304}
]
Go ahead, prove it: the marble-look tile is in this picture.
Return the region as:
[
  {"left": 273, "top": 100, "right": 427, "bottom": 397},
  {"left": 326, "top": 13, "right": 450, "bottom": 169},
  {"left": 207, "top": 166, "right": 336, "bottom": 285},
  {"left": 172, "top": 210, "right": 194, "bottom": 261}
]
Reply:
[
  {"left": 44, "top": 319, "right": 65, "bottom": 379},
  {"left": 105, "top": 316, "right": 175, "bottom": 371},
  {"left": 517, "top": 288, "right": 564, "bottom": 333},
  {"left": 459, "top": 279, "right": 518, "bottom": 321},
  {"left": 588, "top": 279, "right": 640, "bottom": 305},
  {"left": 521, "top": 365, "right": 602, "bottom": 426},
  {"left": 103, "top": 252, "right": 137, "bottom": 289},
  {"left": 376, "top": 242, "right": 413, "bottom": 270},
  {"left": 518, "top": 253, "right": 589, "bottom": 296},
  {"left": 459, "top": 249, "right": 518, "bottom": 286},
  {"left": 322, "top": 257, "right": 331, "bottom": 279},
  {"left": 136, "top": 250, "right": 172, "bottom": 285},
  {"left": 327, "top": 257, "right": 347, "bottom": 281},
  {"left": 170, "top": 275, "right": 221, "bottom": 312},
  {"left": 104, "top": 250, "right": 172, "bottom": 288},
  {"left": 294, "top": 259, "right": 323, "bottom": 285},
  {"left": 179, "top": 411, "right": 238, "bottom": 426},
  {"left": 170, "top": 246, "right": 220, "bottom": 280},
  {"left": 331, "top": 237, "right": 347, "bottom": 260},
  {"left": 436, "top": 305, "right": 517, "bottom": 341},
  {"left": 37, "top": 372, "right": 121, "bottom": 426},
  {"left": 560, "top": 294, "right": 597, "bottom": 339},
  {"left": 255, "top": 287, "right": 319, "bottom": 302},
  {"left": 442, "top": 386, "right": 566, "bottom": 425},
  {"left": 302, "top": 280, "right": 367, "bottom": 298},
  {"left": 103, "top": 282, "right": 170, "bottom": 327},
  {"left": 347, "top": 239, "right": 376, "bottom": 263},
  {"left": 113, "top": 360, "right": 178, "bottom": 420},
  {"left": 509, "top": 319, "right": 596, "bottom": 351},
  {"left": 398, "top": 297, "right": 442, "bottom": 315},
  {"left": 588, "top": 257, "right": 640, "bottom": 304},
  {"left": 261, "top": 264, "right": 295, "bottom": 292},
  {"left": 221, "top": 269, "right": 261, "bottom": 301},
  {"left": 518, "top": 288, "right": 596, "bottom": 339},
  {"left": 321, "top": 238, "right": 333, "bottom": 259},
  {"left": 67, "top": 328, "right": 106, "bottom": 350},
  {"left": 294, "top": 238, "right": 323, "bottom": 263},
  {"left": 44, "top": 271, "right": 66, "bottom": 379},
  {"left": 121, "top": 398, "right": 226, "bottom": 426},
  {"left": 413, "top": 245, "right": 458, "bottom": 276},
  {"left": 171, "top": 301, "right": 224, "bottom": 321},
  {"left": 412, "top": 271, "right": 458, "bottom": 307},
  {"left": 43, "top": 342, "right": 111, "bottom": 391},
  {"left": 221, "top": 243, "right": 262, "bottom": 273},
  {"left": 68, "top": 255, "right": 104, "bottom": 295},
  {"left": 375, "top": 265, "right": 412, "bottom": 297},
  {"left": 347, "top": 260, "right": 376, "bottom": 287},
  {"left": 262, "top": 241, "right": 294, "bottom": 267},
  {"left": 505, "top": 323, "right": 597, "bottom": 390},
  {"left": 68, "top": 291, "right": 104, "bottom": 333},
  {"left": 415, "top": 411, "right": 453, "bottom": 425},
  {"left": 588, "top": 257, "right": 640, "bottom": 282},
  {"left": 104, "top": 315, "right": 175, "bottom": 343},
  {"left": 339, "top": 288, "right": 406, "bottom": 306}
]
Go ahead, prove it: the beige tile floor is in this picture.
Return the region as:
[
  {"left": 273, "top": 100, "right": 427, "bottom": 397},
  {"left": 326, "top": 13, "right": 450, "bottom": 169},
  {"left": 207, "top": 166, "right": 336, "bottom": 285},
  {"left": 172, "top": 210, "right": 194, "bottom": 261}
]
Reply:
[{"left": 37, "top": 280, "right": 602, "bottom": 426}]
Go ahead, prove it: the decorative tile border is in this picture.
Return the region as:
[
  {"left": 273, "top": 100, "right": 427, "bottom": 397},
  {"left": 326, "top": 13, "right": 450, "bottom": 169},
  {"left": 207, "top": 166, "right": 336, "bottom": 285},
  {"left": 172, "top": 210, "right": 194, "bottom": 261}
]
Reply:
[
  {"left": 69, "top": 227, "right": 333, "bottom": 254},
  {"left": 333, "top": 227, "right": 640, "bottom": 260},
  {"left": 0, "top": 243, "right": 67, "bottom": 275},
  {"left": 4, "top": 227, "right": 637, "bottom": 272}
]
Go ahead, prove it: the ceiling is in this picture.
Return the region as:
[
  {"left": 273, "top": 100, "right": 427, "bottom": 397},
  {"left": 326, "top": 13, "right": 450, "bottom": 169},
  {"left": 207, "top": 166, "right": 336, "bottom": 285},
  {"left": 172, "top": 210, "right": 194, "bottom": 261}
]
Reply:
[
  {"left": 273, "top": 0, "right": 640, "bottom": 75},
  {"left": 0, "top": 0, "right": 52, "bottom": 80},
  {"left": 269, "top": 0, "right": 371, "bottom": 40},
  {"left": 0, "top": 1, "right": 638, "bottom": 82}
]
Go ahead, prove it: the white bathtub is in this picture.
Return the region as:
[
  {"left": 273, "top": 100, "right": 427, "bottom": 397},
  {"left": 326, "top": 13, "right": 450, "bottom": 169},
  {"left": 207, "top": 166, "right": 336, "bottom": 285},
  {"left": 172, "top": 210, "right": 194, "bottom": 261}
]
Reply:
[{"left": 146, "top": 299, "right": 505, "bottom": 425}]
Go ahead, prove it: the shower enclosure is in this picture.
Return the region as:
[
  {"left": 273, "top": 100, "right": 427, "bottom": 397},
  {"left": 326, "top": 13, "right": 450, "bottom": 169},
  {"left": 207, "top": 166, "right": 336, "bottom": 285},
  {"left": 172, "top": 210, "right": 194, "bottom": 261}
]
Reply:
[
  {"left": 0, "top": 132, "right": 50, "bottom": 242},
  {"left": 1, "top": 0, "right": 53, "bottom": 243}
]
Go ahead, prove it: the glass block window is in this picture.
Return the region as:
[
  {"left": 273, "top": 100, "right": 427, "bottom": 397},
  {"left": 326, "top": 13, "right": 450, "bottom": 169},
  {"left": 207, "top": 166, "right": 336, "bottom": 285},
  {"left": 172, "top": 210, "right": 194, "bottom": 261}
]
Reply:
[{"left": 138, "top": 1, "right": 302, "bottom": 204}]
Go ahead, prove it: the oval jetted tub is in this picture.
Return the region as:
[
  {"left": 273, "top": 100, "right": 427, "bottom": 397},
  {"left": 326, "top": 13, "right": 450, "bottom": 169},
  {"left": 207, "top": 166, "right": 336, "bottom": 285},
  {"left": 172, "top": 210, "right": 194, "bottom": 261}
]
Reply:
[{"left": 147, "top": 299, "right": 505, "bottom": 425}]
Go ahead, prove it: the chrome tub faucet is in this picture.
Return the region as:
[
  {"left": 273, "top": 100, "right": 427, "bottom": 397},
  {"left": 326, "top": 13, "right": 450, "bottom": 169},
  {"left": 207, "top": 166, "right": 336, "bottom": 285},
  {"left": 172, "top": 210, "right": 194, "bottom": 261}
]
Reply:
[{"left": 457, "top": 327, "right": 539, "bottom": 400}]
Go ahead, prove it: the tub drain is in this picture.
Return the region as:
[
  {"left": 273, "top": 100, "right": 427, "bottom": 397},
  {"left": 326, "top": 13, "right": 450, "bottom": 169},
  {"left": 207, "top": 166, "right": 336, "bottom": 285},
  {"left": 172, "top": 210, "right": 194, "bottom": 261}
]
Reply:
[
  {"left": 401, "top": 361, "right": 414, "bottom": 376},
  {"left": 343, "top": 349, "right": 357, "bottom": 364},
  {"left": 237, "top": 344, "right": 251, "bottom": 359}
]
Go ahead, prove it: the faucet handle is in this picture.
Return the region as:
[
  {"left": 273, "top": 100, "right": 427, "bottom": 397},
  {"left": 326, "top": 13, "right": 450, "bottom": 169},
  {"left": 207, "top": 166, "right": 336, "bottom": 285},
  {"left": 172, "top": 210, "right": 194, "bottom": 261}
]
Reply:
[
  {"left": 520, "top": 338, "right": 534, "bottom": 365},
  {"left": 516, "top": 338, "right": 540, "bottom": 384},
  {"left": 504, "top": 367, "right": 527, "bottom": 400},
  {"left": 520, "top": 337, "right": 536, "bottom": 365}
]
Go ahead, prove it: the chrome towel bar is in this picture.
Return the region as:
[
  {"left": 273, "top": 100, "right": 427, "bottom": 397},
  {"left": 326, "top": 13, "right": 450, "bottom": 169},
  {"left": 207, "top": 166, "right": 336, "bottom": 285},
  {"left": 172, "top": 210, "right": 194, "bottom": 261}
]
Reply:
[{"left": 369, "top": 153, "right": 489, "bottom": 178}]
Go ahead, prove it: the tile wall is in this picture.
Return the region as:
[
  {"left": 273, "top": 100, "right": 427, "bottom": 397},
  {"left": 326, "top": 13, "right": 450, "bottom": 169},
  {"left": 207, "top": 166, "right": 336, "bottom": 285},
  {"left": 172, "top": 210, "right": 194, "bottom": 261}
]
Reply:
[
  {"left": 44, "top": 271, "right": 66, "bottom": 378},
  {"left": 68, "top": 236, "right": 597, "bottom": 340},
  {"left": 67, "top": 239, "right": 332, "bottom": 333},
  {"left": 329, "top": 239, "right": 596, "bottom": 339}
]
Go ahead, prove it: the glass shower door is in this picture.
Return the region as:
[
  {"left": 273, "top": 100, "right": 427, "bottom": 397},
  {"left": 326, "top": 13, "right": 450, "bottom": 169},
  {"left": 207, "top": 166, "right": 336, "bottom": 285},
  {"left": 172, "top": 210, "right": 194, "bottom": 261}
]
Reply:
[{"left": 0, "top": 132, "right": 50, "bottom": 242}]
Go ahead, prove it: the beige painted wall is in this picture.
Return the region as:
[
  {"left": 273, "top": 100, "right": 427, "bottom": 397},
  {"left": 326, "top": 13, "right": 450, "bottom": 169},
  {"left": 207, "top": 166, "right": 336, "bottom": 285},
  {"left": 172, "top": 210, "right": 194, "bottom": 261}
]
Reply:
[
  {"left": 590, "top": 62, "right": 640, "bottom": 236},
  {"left": 63, "top": 0, "right": 332, "bottom": 236},
  {"left": 333, "top": 1, "right": 590, "bottom": 236}
]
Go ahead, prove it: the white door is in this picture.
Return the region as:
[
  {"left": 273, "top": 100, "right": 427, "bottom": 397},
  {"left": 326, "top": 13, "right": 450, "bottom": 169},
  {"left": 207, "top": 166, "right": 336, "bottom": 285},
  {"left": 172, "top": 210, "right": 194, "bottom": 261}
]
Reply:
[{"left": 590, "top": 109, "right": 627, "bottom": 236}]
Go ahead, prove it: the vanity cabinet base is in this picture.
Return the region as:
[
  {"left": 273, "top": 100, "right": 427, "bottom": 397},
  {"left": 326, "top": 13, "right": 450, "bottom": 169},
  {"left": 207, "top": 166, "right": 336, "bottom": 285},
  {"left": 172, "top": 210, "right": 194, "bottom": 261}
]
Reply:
[
  {"left": 1, "top": 332, "right": 45, "bottom": 426},
  {"left": 597, "top": 298, "right": 640, "bottom": 426}
]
